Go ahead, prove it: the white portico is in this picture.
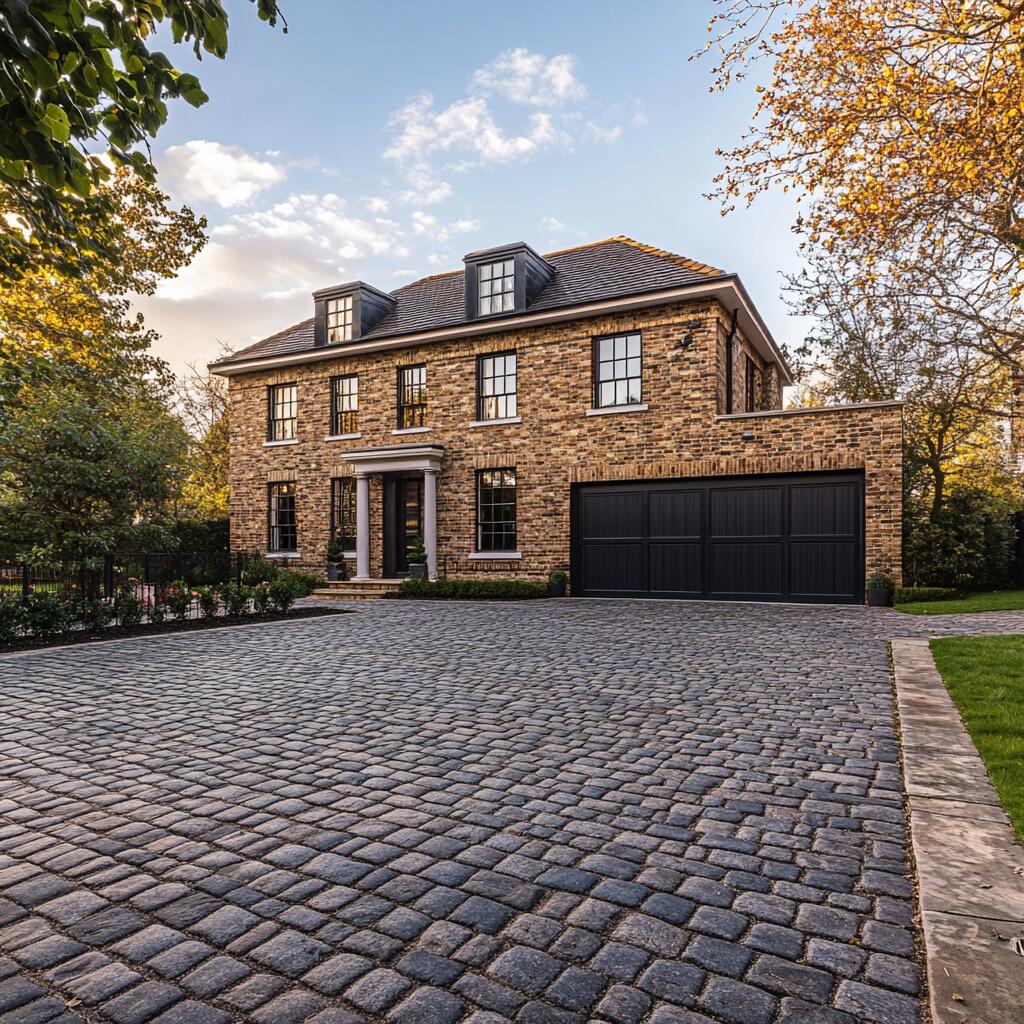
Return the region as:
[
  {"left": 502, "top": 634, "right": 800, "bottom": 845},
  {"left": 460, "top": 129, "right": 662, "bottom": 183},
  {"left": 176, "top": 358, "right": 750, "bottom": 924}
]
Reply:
[{"left": 340, "top": 443, "right": 444, "bottom": 581}]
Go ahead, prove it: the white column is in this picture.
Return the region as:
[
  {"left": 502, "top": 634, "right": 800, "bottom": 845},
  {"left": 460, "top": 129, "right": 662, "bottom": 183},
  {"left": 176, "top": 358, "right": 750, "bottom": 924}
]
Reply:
[
  {"left": 354, "top": 472, "right": 371, "bottom": 580},
  {"left": 423, "top": 468, "right": 438, "bottom": 581}
]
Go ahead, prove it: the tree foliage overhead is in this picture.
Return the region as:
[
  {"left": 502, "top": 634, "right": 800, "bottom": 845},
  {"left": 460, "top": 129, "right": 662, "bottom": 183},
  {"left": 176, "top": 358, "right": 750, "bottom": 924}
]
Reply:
[
  {"left": 699, "top": 0, "right": 1024, "bottom": 365},
  {"left": 0, "top": 0, "right": 283, "bottom": 282}
]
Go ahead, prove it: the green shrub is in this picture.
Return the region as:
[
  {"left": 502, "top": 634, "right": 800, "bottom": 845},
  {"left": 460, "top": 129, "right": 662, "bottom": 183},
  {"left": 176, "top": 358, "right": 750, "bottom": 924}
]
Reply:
[
  {"left": 79, "top": 597, "right": 116, "bottom": 633},
  {"left": 548, "top": 570, "right": 568, "bottom": 584},
  {"left": 0, "top": 599, "right": 22, "bottom": 644},
  {"left": 251, "top": 583, "right": 273, "bottom": 613},
  {"left": 866, "top": 570, "right": 896, "bottom": 591},
  {"left": 241, "top": 553, "right": 278, "bottom": 585},
  {"left": 164, "top": 580, "right": 193, "bottom": 621},
  {"left": 115, "top": 589, "right": 144, "bottom": 628},
  {"left": 277, "top": 568, "right": 321, "bottom": 597},
  {"left": 196, "top": 586, "right": 219, "bottom": 620},
  {"left": 895, "top": 586, "right": 958, "bottom": 604},
  {"left": 397, "top": 577, "right": 549, "bottom": 600},
  {"left": 148, "top": 593, "right": 166, "bottom": 624},
  {"left": 219, "top": 583, "right": 249, "bottom": 617},
  {"left": 21, "top": 592, "right": 76, "bottom": 640},
  {"left": 268, "top": 576, "right": 297, "bottom": 612}
]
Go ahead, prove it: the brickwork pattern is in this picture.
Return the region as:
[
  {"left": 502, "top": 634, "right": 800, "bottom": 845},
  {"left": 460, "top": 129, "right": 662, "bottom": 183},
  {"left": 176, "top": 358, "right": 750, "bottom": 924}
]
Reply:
[
  {"left": 2, "top": 600, "right": 1021, "bottom": 1023},
  {"left": 225, "top": 299, "right": 903, "bottom": 584}
]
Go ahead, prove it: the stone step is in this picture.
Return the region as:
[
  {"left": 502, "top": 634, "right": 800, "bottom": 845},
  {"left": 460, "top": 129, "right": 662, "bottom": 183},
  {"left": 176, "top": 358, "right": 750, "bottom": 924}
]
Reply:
[{"left": 312, "top": 579, "right": 402, "bottom": 601}]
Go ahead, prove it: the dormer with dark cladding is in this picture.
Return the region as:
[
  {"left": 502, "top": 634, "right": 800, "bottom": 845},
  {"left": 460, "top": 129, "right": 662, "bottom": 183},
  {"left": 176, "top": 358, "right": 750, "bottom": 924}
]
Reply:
[
  {"left": 463, "top": 242, "right": 556, "bottom": 320},
  {"left": 312, "top": 281, "right": 396, "bottom": 348}
]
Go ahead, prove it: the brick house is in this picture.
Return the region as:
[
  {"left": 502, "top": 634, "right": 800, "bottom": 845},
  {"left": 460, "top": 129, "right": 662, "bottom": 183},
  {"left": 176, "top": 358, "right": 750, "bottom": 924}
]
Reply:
[{"left": 211, "top": 237, "right": 902, "bottom": 602}]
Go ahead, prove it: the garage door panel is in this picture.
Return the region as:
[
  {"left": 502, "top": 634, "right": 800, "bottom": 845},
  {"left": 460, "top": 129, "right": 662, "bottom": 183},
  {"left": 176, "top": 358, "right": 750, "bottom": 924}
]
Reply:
[
  {"left": 581, "top": 542, "right": 646, "bottom": 592},
  {"left": 649, "top": 490, "right": 702, "bottom": 539},
  {"left": 649, "top": 542, "right": 702, "bottom": 594},
  {"left": 710, "top": 486, "right": 782, "bottom": 538},
  {"left": 709, "top": 542, "right": 784, "bottom": 596},
  {"left": 790, "top": 483, "right": 858, "bottom": 537},
  {"left": 789, "top": 540, "right": 858, "bottom": 599},
  {"left": 580, "top": 491, "right": 645, "bottom": 539},
  {"left": 573, "top": 473, "right": 863, "bottom": 603}
]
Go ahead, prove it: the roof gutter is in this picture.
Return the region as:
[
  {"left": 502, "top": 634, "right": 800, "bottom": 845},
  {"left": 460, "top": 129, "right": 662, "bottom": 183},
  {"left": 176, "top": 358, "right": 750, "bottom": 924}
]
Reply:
[{"left": 210, "top": 275, "right": 794, "bottom": 384}]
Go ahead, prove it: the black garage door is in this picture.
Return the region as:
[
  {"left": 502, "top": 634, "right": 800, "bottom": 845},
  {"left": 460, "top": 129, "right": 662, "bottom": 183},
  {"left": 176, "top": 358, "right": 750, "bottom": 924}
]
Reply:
[{"left": 571, "top": 472, "right": 864, "bottom": 603}]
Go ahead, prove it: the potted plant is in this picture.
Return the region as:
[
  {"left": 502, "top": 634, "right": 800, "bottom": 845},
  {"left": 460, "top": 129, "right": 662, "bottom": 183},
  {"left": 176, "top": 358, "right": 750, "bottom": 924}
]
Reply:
[
  {"left": 407, "top": 536, "right": 428, "bottom": 579},
  {"left": 326, "top": 534, "right": 346, "bottom": 582},
  {"left": 548, "top": 570, "right": 568, "bottom": 597},
  {"left": 866, "top": 569, "right": 896, "bottom": 607}
]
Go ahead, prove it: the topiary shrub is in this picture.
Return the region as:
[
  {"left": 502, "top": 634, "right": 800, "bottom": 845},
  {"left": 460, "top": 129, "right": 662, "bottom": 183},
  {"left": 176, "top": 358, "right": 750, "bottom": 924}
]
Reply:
[
  {"left": 251, "top": 583, "right": 273, "bottom": 613},
  {"left": 276, "top": 568, "right": 321, "bottom": 597},
  {"left": 397, "top": 578, "right": 549, "bottom": 600},
  {"left": 219, "top": 582, "right": 248, "bottom": 617},
  {"left": 894, "top": 586, "right": 959, "bottom": 604},
  {"left": 268, "top": 576, "right": 297, "bottom": 612}
]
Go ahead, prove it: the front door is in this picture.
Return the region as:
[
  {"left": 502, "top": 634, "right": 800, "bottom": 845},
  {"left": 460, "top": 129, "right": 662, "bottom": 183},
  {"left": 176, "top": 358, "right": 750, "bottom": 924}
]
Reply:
[{"left": 384, "top": 476, "right": 423, "bottom": 577}]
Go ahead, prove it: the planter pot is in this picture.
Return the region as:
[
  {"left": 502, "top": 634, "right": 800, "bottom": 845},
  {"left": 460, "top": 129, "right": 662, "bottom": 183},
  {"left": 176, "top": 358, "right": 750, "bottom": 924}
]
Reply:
[
  {"left": 549, "top": 580, "right": 566, "bottom": 598},
  {"left": 408, "top": 563, "right": 428, "bottom": 580},
  {"left": 867, "top": 587, "right": 893, "bottom": 608},
  {"left": 326, "top": 563, "right": 340, "bottom": 582}
]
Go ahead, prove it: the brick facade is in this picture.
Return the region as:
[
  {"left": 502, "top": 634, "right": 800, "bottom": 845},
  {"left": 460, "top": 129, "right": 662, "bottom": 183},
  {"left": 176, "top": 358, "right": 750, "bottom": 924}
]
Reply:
[{"left": 225, "top": 296, "right": 903, "bottom": 589}]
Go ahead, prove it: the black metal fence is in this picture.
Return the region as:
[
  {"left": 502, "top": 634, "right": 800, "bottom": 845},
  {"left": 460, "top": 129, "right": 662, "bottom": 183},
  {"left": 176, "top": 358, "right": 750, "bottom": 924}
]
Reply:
[{"left": 0, "top": 552, "right": 247, "bottom": 605}]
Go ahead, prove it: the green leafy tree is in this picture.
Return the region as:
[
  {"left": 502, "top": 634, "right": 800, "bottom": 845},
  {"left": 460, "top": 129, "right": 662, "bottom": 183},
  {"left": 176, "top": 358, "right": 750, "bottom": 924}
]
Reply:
[
  {"left": 175, "top": 357, "right": 229, "bottom": 520},
  {"left": 0, "top": 0, "right": 284, "bottom": 282}
]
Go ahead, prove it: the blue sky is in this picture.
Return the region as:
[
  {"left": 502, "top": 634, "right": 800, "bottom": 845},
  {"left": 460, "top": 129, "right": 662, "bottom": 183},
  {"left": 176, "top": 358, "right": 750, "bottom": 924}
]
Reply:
[{"left": 139, "top": 0, "right": 805, "bottom": 375}]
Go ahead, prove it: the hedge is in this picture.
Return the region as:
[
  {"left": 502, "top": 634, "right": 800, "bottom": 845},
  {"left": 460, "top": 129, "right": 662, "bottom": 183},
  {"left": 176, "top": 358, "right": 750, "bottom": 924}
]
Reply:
[
  {"left": 894, "top": 586, "right": 959, "bottom": 604},
  {"left": 397, "top": 577, "right": 549, "bottom": 600}
]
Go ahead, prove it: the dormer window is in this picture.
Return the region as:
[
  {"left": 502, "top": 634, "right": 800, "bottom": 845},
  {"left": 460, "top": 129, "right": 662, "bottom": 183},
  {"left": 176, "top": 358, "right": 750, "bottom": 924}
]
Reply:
[
  {"left": 327, "top": 295, "right": 354, "bottom": 343},
  {"left": 479, "top": 259, "right": 515, "bottom": 316}
]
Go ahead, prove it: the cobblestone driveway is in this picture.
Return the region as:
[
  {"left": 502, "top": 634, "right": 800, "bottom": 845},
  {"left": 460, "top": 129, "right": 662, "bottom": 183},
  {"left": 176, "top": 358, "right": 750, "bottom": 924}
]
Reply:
[{"left": 1, "top": 600, "right": 1021, "bottom": 1024}]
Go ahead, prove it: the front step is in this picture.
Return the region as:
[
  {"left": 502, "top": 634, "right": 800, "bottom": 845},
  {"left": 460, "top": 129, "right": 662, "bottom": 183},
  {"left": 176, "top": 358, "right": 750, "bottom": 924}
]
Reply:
[{"left": 311, "top": 579, "right": 403, "bottom": 601}]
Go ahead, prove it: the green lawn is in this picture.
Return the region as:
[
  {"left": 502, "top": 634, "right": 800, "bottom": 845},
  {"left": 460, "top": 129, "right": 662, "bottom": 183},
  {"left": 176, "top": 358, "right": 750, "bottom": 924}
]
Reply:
[
  {"left": 896, "top": 589, "right": 1024, "bottom": 615},
  {"left": 930, "top": 635, "right": 1024, "bottom": 841}
]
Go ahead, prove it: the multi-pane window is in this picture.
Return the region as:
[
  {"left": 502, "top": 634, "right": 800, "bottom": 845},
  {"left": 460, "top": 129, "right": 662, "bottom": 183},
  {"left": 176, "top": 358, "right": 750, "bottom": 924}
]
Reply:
[
  {"left": 327, "top": 295, "right": 354, "bottom": 343},
  {"left": 330, "top": 477, "right": 356, "bottom": 552},
  {"left": 268, "top": 482, "right": 297, "bottom": 551},
  {"left": 331, "top": 374, "right": 359, "bottom": 435},
  {"left": 477, "top": 469, "right": 517, "bottom": 551},
  {"left": 594, "top": 332, "right": 642, "bottom": 408},
  {"left": 398, "top": 365, "right": 427, "bottom": 428},
  {"left": 268, "top": 383, "right": 297, "bottom": 440},
  {"left": 477, "top": 352, "right": 517, "bottom": 420},
  {"left": 744, "top": 355, "right": 758, "bottom": 412},
  {"left": 478, "top": 259, "right": 515, "bottom": 315}
]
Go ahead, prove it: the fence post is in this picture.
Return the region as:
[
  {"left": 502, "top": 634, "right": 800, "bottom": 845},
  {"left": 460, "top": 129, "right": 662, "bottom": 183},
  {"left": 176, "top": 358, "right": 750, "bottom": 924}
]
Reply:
[
  {"left": 235, "top": 552, "right": 244, "bottom": 587},
  {"left": 20, "top": 563, "right": 29, "bottom": 605},
  {"left": 103, "top": 555, "right": 114, "bottom": 599}
]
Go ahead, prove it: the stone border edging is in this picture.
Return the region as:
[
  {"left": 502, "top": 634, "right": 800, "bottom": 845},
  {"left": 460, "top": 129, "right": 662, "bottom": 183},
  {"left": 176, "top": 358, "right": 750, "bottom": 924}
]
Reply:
[{"left": 890, "top": 638, "right": 1024, "bottom": 1023}]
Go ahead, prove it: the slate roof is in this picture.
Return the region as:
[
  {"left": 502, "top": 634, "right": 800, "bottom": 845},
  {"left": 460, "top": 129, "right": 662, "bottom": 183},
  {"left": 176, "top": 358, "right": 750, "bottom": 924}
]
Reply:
[{"left": 213, "top": 237, "right": 726, "bottom": 367}]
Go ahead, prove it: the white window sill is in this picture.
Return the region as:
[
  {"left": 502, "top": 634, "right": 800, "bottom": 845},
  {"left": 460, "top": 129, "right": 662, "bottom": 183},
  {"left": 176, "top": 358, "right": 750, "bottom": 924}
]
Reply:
[
  {"left": 264, "top": 551, "right": 301, "bottom": 559},
  {"left": 586, "top": 403, "right": 649, "bottom": 417},
  {"left": 324, "top": 432, "right": 362, "bottom": 442},
  {"left": 342, "top": 551, "right": 356, "bottom": 559},
  {"left": 467, "top": 551, "right": 522, "bottom": 560},
  {"left": 392, "top": 426, "right": 432, "bottom": 435},
  {"left": 469, "top": 416, "right": 522, "bottom": 428},
  {"left": 263, "top": 438, "right": 299, "bottom": 447}
]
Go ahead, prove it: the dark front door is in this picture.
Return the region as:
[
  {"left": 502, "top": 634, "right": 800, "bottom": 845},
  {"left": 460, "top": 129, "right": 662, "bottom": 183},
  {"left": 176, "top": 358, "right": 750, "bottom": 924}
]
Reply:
[
  {"left": 571, "top": 472, "right": 864, "bottom": 603},
  {"left": 384, "top": 476, "right": 423, "bottom": 577}
]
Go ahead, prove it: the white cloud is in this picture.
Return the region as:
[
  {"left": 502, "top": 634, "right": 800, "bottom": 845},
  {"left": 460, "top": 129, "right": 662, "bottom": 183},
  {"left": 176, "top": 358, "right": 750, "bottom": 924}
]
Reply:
[
  {"left": 542, "top": 216, "right": 567, "bottom": 232},
  {"left": 365, "top": 196, "right": 390, "bottom": 213},
  {"left": 586, "top": 121, "right": 623, "bottom": 144},
  {"left": 473, "top": 49, "right": 586, "bottom": 106},
  {"left": 396, "top": 164, "right": 453, "bottom": 205},
  {"left": 410, "top": 210, "right": 479, "bottom": 243},
  {"left": 160, "top": 140, "right": 286, "bottom": 208}
]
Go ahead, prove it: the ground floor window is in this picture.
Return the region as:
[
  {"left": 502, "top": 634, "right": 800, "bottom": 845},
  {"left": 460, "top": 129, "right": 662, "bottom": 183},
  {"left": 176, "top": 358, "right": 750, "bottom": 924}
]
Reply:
[
  {"left": 268, "top": 482, "right": 297, "bottom": 551},
  {"left": 331, "top": 477, "right": 356, "bottom": 551},
  {"left": 477, "top": 469, "right": 517, "bottom": 551}
]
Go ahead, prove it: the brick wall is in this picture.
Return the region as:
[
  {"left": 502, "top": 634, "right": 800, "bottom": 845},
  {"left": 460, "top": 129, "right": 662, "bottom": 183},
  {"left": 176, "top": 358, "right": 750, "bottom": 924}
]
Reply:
[{"left": 226, "top": 297, "right": 903, "bottom": 586}]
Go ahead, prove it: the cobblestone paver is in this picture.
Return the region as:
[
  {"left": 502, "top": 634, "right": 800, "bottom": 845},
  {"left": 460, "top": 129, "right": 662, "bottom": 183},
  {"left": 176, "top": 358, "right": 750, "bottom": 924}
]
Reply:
[{"left": 0, "top": 600, "right": 1021, "bottom": 1024}]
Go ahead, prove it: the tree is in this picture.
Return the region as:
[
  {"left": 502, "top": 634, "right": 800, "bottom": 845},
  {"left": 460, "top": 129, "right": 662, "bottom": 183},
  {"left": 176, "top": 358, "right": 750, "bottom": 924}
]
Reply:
[
  {"left": 698, "top": 0, "right": 1024, "bottom": 367},
  {"left": 0, "top": 168, "right": 206, "bottom": 559},
  {"left": 0, "top": 0, "right": 284, "bottom": 282},
  {"left": 175, "top": 358, "right": 230, "bottom": 520}
]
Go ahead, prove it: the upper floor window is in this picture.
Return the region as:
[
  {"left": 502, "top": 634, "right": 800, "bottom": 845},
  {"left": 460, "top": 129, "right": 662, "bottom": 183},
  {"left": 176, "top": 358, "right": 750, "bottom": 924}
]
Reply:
[
  {"left": 268, "top": 481, "right": 297, "bottom": 551},
  {"left": 330, "top": 477, "right": 356, "bottom": 552},
  {"left": 744, "top": 355, "right": 757, "bottom": 412},
  {"left": 594, "top": 332, "right": 642, "bottom": 408},
  {"left": 477, "top": 469, "right": 517, "bottom": 551},
  {"left": 331, "top": 374, "right": 359, "bottom": 435},
  {"left": 477, "top": 351, "right": 517, "bottom": 420},
  {"left": 478, "top": 259, "right": 515, "bottom": 315},
  {"left": 327, "top": 295, "right": 354, "bottom": 343},
  {"left": 268, "top": 383, "right": 297, "bottom": 440},
  {"left": 398, "top": 364, "right": 427, "bottom": 428}
]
